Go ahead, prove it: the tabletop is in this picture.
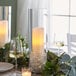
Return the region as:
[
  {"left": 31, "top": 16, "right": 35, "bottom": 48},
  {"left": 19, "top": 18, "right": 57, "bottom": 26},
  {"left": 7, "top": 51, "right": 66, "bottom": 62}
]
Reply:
[{"left": 0, "top": 69, "right": 41, "bottom": 76}]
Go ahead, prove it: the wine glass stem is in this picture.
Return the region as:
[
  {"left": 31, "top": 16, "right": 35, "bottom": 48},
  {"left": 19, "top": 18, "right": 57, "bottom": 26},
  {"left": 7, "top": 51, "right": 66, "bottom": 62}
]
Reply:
[
  {"left": 15, "top": 57, "right": 17, "bottom": 70},
  {"left": 58, "top": 47, "right": 60, "bottom": 56}
]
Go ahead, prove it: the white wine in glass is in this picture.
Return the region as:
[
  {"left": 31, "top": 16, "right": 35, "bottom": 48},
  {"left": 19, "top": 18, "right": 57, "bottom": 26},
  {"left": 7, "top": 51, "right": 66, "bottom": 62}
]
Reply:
[{"left": 9, "top": 39, "right": 23, "bottom": 70}]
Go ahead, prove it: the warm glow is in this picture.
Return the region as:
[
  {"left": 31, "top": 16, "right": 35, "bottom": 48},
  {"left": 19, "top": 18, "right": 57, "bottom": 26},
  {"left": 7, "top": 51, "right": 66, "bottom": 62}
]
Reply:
[
  {"left": 0, "top": 20, "right": 8, "bottom": 47},
  {"left": 30, "top": 27, "right": 46, "bottom": 73},
  {"left": 32, "top": 27, "right": 44, "bottom": 48},
  {"left": 22, "top": 68, "right": 31, "bottom": 76}
]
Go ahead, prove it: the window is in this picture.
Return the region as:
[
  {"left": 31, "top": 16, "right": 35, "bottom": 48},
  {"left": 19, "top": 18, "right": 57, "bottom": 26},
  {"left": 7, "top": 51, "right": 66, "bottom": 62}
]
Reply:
[
  {"left": 50, "top": 0, "right": 76, "bottom": 52},
  {"left": 52, "top": 0, "right": 76, "bottom": 44}
]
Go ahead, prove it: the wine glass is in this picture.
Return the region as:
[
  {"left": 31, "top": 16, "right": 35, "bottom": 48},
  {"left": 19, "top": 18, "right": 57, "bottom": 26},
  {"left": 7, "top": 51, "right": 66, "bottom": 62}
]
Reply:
[
  {"left": 9, "top": 39, "right": 24, "bottom": 75},
  {"left": 55, "top": 41, "right": 64, "bottom": 56},
  {"left": 9, "top": 39, "right": 18, "bottom": 70},
  {"left": 10, "top": 39, "right": 24, "bottom": 66}
]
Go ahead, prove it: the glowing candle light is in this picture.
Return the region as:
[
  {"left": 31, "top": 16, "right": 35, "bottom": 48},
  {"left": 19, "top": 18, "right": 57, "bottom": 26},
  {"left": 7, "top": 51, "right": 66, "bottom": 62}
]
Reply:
[
  {"left": 30, "top": 27, "right": 46, "bottom": 73},
  {"left": 32, "top": 27, "right": 44, "bottom": 50},
  {"left": 0, "top": 20, "right": 8, "bottom": 47},
  {"left": 22, "top": 68, "right": 31, "bottom": 76}
]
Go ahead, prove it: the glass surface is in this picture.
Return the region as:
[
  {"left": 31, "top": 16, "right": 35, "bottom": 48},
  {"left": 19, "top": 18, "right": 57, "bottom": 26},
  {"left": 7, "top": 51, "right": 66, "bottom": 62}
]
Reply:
[
  {"left": 29, "top": 9, "right": 47, "bottom": 73},
  {"left": 9, "top": 39, "right": 23, "bottom": 59},
  {"left": 53, "top": 0, "right": 69, "bottom": 15},
  {"left": 9, "top": 39, "right": 23, "bottom": 70},
  {"left": 52, "top": 16, "right": 69, "bottom": 44},
  {"left": 0, "top": 6, "right": 11, "bottom": 45},
  {"left": 71, "top": 0, "right": 76, "bottom": 15}
]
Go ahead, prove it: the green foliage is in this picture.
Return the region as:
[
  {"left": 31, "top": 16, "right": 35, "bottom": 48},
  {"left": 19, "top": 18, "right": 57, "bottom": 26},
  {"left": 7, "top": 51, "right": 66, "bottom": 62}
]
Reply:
[
  {"left": 42, "top": 51, "right": 65, "bottom": 76},
  {"left": 47, "top": 51, "right": 58, "bottom": 62},
  {"left": 0, "top": 48, "right": 6, "bottom": 61},
  {"left": 17, "top": 56, "right": 29, "bottom": 68},
  {"left": 0, "top": 34, "right": 29, "bottom": 68},
  {"left": 4, "top": 43, "right": 10, "bottom": 50},
  {"left": 0, "top": 43, "right": 10, "bottom": 62},
  {"left": 16, "top": 34, "right": 28, "bottom": 49}
]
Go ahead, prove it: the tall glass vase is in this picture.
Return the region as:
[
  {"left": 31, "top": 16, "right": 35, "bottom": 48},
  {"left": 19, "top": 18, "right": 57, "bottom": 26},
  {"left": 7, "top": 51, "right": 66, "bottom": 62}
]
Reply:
[{"left": 28, "top": 9, "right": 48, "bottom": 73}]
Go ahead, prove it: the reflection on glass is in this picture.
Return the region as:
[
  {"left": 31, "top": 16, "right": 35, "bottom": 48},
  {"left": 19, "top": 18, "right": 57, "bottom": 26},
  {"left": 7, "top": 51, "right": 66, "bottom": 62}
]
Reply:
[{"left": 0, "top": 6, "right": 11, "bottom": 47}]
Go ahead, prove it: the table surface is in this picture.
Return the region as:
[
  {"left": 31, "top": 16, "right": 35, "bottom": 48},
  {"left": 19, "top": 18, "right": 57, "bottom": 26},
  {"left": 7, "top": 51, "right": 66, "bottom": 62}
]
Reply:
[{"left": 0, "top": 69, "right": 41, "bottom": 76}]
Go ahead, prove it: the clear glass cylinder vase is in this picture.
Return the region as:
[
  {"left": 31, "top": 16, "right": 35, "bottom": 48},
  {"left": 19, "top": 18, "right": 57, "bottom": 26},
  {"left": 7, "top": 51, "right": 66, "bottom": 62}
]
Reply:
[{"left": 28, "top": 8, "right": 48, "bottom": 73}]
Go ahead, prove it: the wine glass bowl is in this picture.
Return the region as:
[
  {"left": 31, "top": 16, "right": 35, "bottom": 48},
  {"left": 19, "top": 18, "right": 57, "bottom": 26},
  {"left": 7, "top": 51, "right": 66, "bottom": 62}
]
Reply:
[
  {"left": 9, "top": 39, "right": 24, "bottom": 58},
  {"left": 55, "top": 41, "right": 64, "bottom": 56},
  {"left": 9, "top": 39, "right": 16, "bottom": 58},
  {"left": 9, "top": 39, "right": 24, "bottom": 71},
  {"left": 55, "top": 41, "right": 64, "bottom": 47}
]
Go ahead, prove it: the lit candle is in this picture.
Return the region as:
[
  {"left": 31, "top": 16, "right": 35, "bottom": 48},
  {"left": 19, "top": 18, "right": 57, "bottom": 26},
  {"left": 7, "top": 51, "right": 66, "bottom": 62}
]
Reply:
[
  {"left": 0, "top": 20, "right": 8, "bottom": 47},
  {"left": 32, "top": 27, "right": 44, "bottom": 50},
  {"left": 22, "top": 68, "right": 31, "bottom": 76},
  {"left": 30, "top": 27, "right": 46, "bottom": 73}
]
